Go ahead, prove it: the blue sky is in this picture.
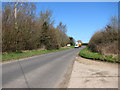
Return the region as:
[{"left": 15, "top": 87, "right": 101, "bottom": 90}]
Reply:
[{"left": 35, "top": 2, "right": 118, "bottom": 43}]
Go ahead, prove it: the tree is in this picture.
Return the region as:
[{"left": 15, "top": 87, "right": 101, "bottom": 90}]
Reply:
[
  {"left": 77, "top": 40, "right": 82, "bottom": 43},
  {"left": 2, "top": 2, "right": 69, "bottom": 52},
  {"left": 40, "top": 10, "right": 60, "bottom": 50},
  {"left": 57, "top": 22, "right": 69, "bottom": 47},
  {"left": 2, "top": 2, "right": 37, "bottom": 52},
  {"left": 69, "top": 37, "right": 75, "bottom": 46},
  {"left": 40, "top": 22, "right": 49, "bottom": 47}
]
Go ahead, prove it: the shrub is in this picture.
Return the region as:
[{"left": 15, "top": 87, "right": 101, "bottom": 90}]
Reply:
[{"left": 88, "top": 16, "right": 118, "bottom": 56}]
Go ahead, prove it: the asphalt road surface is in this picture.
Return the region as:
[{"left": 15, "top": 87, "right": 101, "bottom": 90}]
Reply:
[{"left": 2, "top": 47, "right": 84, "bottom": 88}]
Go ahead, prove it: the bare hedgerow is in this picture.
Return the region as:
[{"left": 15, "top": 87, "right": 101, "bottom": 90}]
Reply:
[
  {"left": 2, "top": 2, "right": 70, "bottom": 52},
  {"left": 88, "top": 16, "right": 118, "bottom": 55}
]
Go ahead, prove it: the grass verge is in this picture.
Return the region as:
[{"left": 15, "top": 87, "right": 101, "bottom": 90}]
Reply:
[
  {"left": 2, "top": 46, "right": 74, "bottom": 62},
  {"left": 79, "top": 47, "right": 119, "bottom": 63}
]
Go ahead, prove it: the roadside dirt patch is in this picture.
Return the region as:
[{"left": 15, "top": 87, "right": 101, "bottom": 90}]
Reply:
[{"left": 68, "top": 56, "right": 118, "bottom": 88}]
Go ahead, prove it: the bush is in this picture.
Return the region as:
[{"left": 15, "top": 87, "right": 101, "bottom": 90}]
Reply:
[{"left": 88, "top": 16, "right": 119, "bottom": 56}]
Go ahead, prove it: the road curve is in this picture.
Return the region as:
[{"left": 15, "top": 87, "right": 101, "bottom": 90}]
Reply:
[{"left": 2, "top": 47, "right": 84, "bottom": 88}]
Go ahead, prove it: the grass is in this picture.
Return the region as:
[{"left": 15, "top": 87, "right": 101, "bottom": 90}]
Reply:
[
  {"left": 2, "top": 46, "right": 74, "bottom": 62},
  {"left": 79, "top": 47, "right": 119, "bottom": 63}
]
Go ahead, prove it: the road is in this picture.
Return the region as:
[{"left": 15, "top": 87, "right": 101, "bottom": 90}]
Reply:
[{"left": 2, "top": 47, "right": 84, "bottom": 88}]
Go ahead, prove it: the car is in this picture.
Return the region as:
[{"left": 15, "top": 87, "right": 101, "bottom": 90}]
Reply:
[{"left": 74, "top": 44, "right": 79, "bottom": 48}]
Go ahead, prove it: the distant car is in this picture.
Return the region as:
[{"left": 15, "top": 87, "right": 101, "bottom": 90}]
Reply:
[
  {"left": 67, "top": 44, "right": 71, "bottom": 47},
  {"left": 74, "top": 44, "right": 79, "bottom": 48}
]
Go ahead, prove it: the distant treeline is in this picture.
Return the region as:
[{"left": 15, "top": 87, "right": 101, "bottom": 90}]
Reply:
[
  {"left": 82, "top": 43, "right": 88, "bottom": 45},
  {"left": 88, "top": 16, "right": 119, "bottom": 56},
  {"left": 2, "top": 2, "right": 74, "bottom": 52}
]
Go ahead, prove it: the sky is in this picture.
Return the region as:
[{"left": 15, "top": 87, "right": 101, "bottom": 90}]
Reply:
[
  {"left": 35, "top": 2, "right": 118, "bottom": 43},
  {"left": 1, "top": 0, "right": 120, "bottom": 2}
]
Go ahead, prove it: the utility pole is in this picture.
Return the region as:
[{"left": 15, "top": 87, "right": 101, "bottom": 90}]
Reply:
[
  {"left": 14, "top": 0, "right": 19, "bottom": 52},
  {"left": 14, "top": 0, "right": 24, "bottom": 29},
  {"left": 14, "top": 0, "right": 26, "bottom": 52},
  {"left": 14, "top": 1, "right": 18, "bottom": 30}
]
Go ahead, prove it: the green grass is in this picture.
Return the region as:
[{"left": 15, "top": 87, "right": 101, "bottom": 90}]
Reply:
[
  {"left": 79, "top": 47, "right": 119, "bottom": 63},
  {"left": 2, "top": 46, "right": 74, "bottom": 62}
]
